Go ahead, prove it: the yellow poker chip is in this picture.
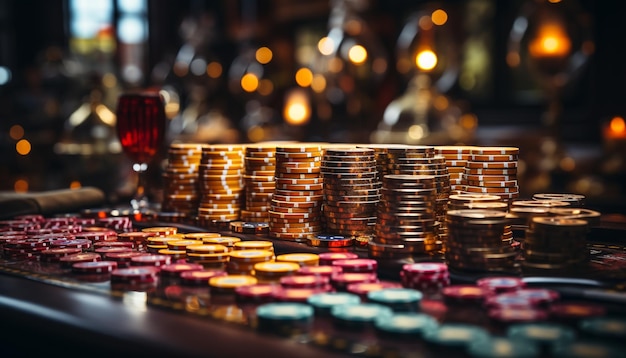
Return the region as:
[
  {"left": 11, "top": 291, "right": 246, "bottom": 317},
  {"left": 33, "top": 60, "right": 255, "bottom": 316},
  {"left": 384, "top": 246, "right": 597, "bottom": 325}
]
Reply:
[
  {"left": 470, "top": 146, "right": 519, "bottom": 155},
  {"left": 202, "top": 144, "right": 245, "bottom": 151},
  {"left": 203, "top": 236, "right": 241, "bottom": 246},
  {"left": 186, "top": 244, "right": 228, "bottom": 254},
  {"left": 276, "top": 144, "right": 324, "bottom": 153},
  {"left": 141, "top": 226, "right": 178, "bottom": 236},
  {"left": 275, "top": 253, "right": 319, "bottom": 266},
  {"left": 464, "top": 174, "right": 516, "bottom": 182},
  {"left": 254, "top": 261, "right": 301, "bottom": 274},
  {"left": 167, "top": 240, "right": 204, "bottom": 250},
  {"left": 209, "top": 275, "right": 258, "bottom": 292},
  {"left": 229, "top": 249, "right": 274, "bottom": 262},
  {"left": 234, "top": 240, "right": 274, "bottom": 251},
  {"left": 157, "top": 249, "right": 187, "bottom": 259},
  {"left": 434, "top": 145, "right": 477, "bottom": 154}
]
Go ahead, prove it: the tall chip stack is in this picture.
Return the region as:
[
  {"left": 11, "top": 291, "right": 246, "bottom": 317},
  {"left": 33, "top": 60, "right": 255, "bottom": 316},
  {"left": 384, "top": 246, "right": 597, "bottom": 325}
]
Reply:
[
  {"left": 268, "top": 144, "right": 324, "bottom": 241},
  {"left": 161, "top": 143, "right": 203, "bottom": 218},
  {"left": 197, "top": 144, "right": 245, "bottom": 230},
  {"left": 370, "top": 174, "right": 439, "bottom": 260},
  {"left": 242, "top": 143, "right": 276, "bottom": 223},
  {"left": 321, "top": 147, "right": 379, "bottom": 242},
  {"left": 463, "top": 147, "right": 520, "bottom": 205},
  {"left": 445, "top": 209, "right": 517, "bottom": 273}
]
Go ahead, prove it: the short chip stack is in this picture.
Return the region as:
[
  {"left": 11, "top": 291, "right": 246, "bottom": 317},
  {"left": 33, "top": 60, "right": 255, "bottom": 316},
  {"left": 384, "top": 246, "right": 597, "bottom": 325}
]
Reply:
[
  {"left": 321, "top": 147, "right": 379, "bottom": 240},
  {"left": 445, "top": 209, "right": 517, "bottom": 273},
  {"left": 462, "top": 147, "right": 520, "bottom": 205},
  {"left": 198, "top": 144, "right": 245, "bottom": 229},
  {"left": 522, "top": 216, "right": 589, "bottom": 272},
  {"left": 370, "top": 174, "right": 439, "bottom": 260},
  {"left": 242, "top": 143, "right": 276, "bottom": 223},
  {"left": 533, "top": 193, "right": 586, "bottom": 207},
  {"left": 268, "top": 144, "right": 324, "bottom": 241},
  {"left": 162, "top": 143, "right": 203, "bottom": 216}
]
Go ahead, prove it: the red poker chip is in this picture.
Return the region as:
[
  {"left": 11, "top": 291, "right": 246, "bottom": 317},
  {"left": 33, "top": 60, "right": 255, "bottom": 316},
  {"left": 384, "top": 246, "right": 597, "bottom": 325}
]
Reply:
[
  {"left": 72, "top": 218, "right": 96, "bottom": 226},
  {"left": 59, "top": 253, "right": 102, "bottom": 268},
  {"left": 331, "top": 272, "right": 378, "bottom": 291},
  {"left": 50, "top": 239, "right": 92, "bottom": 249},
  {"left": 488, "top": 307, "right": 549, "bottom": 323},
  {"left": 93, "top": 241, "right": 134, "bottom": 249},
  {"left": 72, "top": 260, "right": 118, "bottom": 274},
  {"left": 318, "top": 252, "right": 359, "bottom": 266},
  {"left": 130, "top": 254, "right": 171, "bottom": 267},
  {"left": 40, "top": 247, "right": 83, "bottom": 262},
  {"left": 111, "top": 266, "right": 160, "bottom": 283},
  {"left": 442, "top": 285, "right": 490, "bottom": 303},
  {"left": 180, "top": 270, "right": 227, "bottom": 286},
  {"left": 476, "top": 276, "right": 525, "bottom": 293},
  {"left": 74, "top": 231, "right": 117, "bottom": 242},
  {"left": 24, "top": 228, "right": 53, "bottom": 236},
  {"left": 104, "top": 251, "right": 149, "bottom": 267},
  {"left": 484, "top": 294, "right": 536, "bottom": 309},
  {"left": 507, "top": 288, "right": 560, "bottom": 306},
  {"left": 280, "top": 275, "right": 330, "bottom": 289},
  {"left": 402, "top": 262, "right": 448, "bottom": 275},
  {"left": 549, "top": 302, "right": 607, "bottom": 320},
  {"left": 347, "top": 281, "right": 402, "bottom": 299},
  {"left": 296, "top": 265, "right": 343, "bottom": 277},
  {"left": 95, "top": 246, "right": 134, "bottom": 255},
  {"left": 160, "top": 263, "right": 205, "bottom": 278},
  {"left": 331, "top": 258, "right": 378, "bottom": 273},
  {"left": 11, "top": 239, "right": 53, "bottom": 248},
  {"left": 235, "top": 283, "right": 281, "bottom": 303}
]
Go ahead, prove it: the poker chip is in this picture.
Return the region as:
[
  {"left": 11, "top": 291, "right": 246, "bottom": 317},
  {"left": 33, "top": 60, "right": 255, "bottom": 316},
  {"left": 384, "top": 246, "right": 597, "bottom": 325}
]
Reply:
[
  {"left": 40, "top": 247, "right": 83, "bottom": 262},
  {"left": 467, "top": 337, "right": 539, "bottom": 358},
  {"left": 423, "top": 323, "right": 491, "bottom": 349},
  {"left": 366, "top": 288, "right": 423, "bottom": 312},
  {"left": 256, "top": 302, "right": 314, "bottom": 336},
  {"left": 254, "top": 262, "right": 301, "bottom": 282},
  {"left": 130, "top": 254, "right": 171, "bottom": 267},
  {"left": 549, "top": 302, "right": 607, "bottom": 321},
  {"left": 551, "top": 341, "right": 623, "bottom": 358},
  {"left": 72, "top": 260, "right": 118, "bottom": 274},
  {"left": 506, "top": 323, "right": 576, "bottom": 348},
  {"left": 280, "top": 275, "right": 330, "bottom": 289},
  {"left": 230, "top": 221, "right": 269, "bottom": 235},
  {"left": 273, "top": 287, "right": 331, "bottom": 302},
  {"left": 331, "top": 303, "right": 394, "bottom": 329},
  {"left": 179, "top": 270, "right": 227, "bottom": 286},
  {"left": 374, "top": 313, "right": 439, "bottom": 337},
  {"left": 235, "top": 283, "right": 281, "bottom": 303},
  {"left": 476, "top": 276, "right": 526, "bottom": 293},
  {"left": 503, "top": 289, "right": 560, "bottom": 306},
  {"left": 104, "top": 251, "right": 149, "bottom": 268},
  {"left": 331, "top": 258, "right": 378, "bottom": 273},
  {"left": 59, "top": 252, "right": 102, "bottom": 268},
  {"left": 306, "top": 235, "right": 354, "bottom": 248},
  {"left": 442, "top": 285, "right": 490, "bottom": 304},
  {"left": 346, "top": 281, "right": 403, "bottom": 300},
  {"left": 234, "top": 240, "right": 274, "bottom": 252},
  {"left": 209, "top": 275, "right": 258, "bottom": 294},
  {"left": 331, "top": 272, "right": 379, "bottom": 291},
  {"left": 141, "top": 226, "right": 178, "bottom": 237},
  {"left": 296, "top": 265, "right": 343, "bottom": 277},
  {"left": 275, "top": 253, "right": 319, "bottom": 266},
  {"left": 159, "top": 263, "right": 205, "bottom": 278},
  {"left": 487, "top": 306, "right": 549, "bottom": 324},
  {"left": 307, "top": 292, "right": 361, "bottom": 315}
]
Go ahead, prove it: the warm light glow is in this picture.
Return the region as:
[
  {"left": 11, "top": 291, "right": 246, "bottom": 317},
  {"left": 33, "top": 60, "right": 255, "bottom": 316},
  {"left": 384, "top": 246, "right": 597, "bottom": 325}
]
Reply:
[
  {"left": 247, "top": 125, "right": 265, "bottom": 142},
  {"left": 416, "top": 50, "right": 438, "bottom": 71},
  {"left": 506, "top": 51, "right": 521, "bottom": 67},
  {"left": 431, "top": 9, "right": 448, "bottom": 26},
  {"left": 460, "top": 114, "right": 478, "bottom": 129},
  {"left": 408, "top": 125, "right": 425, "bottom": 140},
  {"left": 255, "top": 47, "right": 273, "bottom": 64},
  {"left": 102, "top": 73, "right": 117, "bottom": 88},
  {"left": 16, "top": 139, "right": 31, "bottom": 155},
  {"left": 14, "top": 179, "right": 28, "bottom": 193},
  {"left": 295, "top": 68, "right": 313, "bottom": 87},
  {"left": 433, "top": 95, "right": 449, "bottom": 111},
  {"left": 96, "top": 104, "right": 116, "bottom": 126},
  {"left": 610, "top": 116, "right": 626, "bottom": 134},
  {"left": 548, "top": 0, "right": 562, "bottom": 3},
  {"left": 529, "top": 23, "right": 571, "bottom": 58},
  {"left": 348, "top": 45, "right": 368, "bottom": 64},
  {"left": 318, "top": 37, "right": 334, "bottom": 56},
  {"left": 70, "top": 181, "right": 82, "bottom": 189},
  {"left": 206, "top": 61, "right": 223, "bottom": 78},
  {"left": 9, "top": 125, "right": 24, "bottom": 140},
  {"left": 283, "top": 89, "right": 311, "bottom": 126},
  {"left": 311, "top": 75, "right": 327, "bottom": 93},
  {"left": 372, "top": 58, "right": 387, "bottom": 74},
  {"left": 328, "top": 57, "right": 344, "bottom": 73},
  {"left": 419, "top": 16, "right": 433, "bottom": 31},
  {"left": 241, "top": 73, "right": 259, "bottom": 92},
  {"left": 559, "top": 156, "right": 575, "bottom": 172}
]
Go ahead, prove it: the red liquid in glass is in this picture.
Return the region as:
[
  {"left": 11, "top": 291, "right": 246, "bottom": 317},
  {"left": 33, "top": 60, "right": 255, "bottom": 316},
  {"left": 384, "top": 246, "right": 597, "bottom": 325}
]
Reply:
[{"left": 116, "top": 93, "right": 166, "bottom": 164}]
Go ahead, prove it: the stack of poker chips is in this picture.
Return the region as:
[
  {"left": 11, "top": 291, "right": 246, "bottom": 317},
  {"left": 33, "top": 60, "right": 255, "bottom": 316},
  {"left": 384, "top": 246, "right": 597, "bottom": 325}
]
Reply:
[
  {"left": 445, "top": 209, "right": 517, "bottom": 272},
  {"left": 462, "top": 147, "right": 520, "bottom": 204},
  {"left": 533, "top": 193, "right": 586, "bottom": 207},
  {"left": 508, "top": 199, "right": 569, "bottom": 228},
  {"left": 161, "top": 143, "right": 203, "bottom": 216},
  {"left": 242, "top": 143, "right": 276, "bottom": 222},
  {"left": 268, "top": 144, "right": 324, "bottom": 241},
  {"left": 522, "top": 216, "right": 589, "bottom": 272},
  {"left": 370, "top": 174, "right": 439, "bottom": 260},
  {"left": 435, "top": 146, "right": 474, "bottom": 194},
  {"left": 400, "top": 262, "right": 450, "bottom": 294},
  {"left": 198, "top": 144, "right": 245, "bottom": 229},
  {"left": 321, "top": 147, "right": 379, "bottom": 240}
]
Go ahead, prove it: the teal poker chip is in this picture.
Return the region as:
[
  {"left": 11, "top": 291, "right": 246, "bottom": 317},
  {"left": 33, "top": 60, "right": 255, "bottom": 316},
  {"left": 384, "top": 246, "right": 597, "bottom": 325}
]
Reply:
[
  {"left": 374, "top": 313, "right": 438, "bottom": 337},
  {"left": 256, "top": 302, "right": 314, "bottom": 336},
  {"left": 423, "top": 323, "right": 490, "bottom": 349},
  {"left": 579, "top": 317, "right": 626, "bottom": 341},
  {"left": 468, "top": 337, "right": 540, "bottom": 358},
  {"left": 367, "top": 288, "right": 423, "bottom": 312},
  {"left": 507, "top": 323, "right": 576, "bottom": 347},
  {"left": 331, "top": 303, "right": 393, "bottom": 329},
  {"left": 307, "top": 292, "right": 361, "bottom": 315},
  {"left": 552, "top": 341, "right": 623, "bottom": 358}
]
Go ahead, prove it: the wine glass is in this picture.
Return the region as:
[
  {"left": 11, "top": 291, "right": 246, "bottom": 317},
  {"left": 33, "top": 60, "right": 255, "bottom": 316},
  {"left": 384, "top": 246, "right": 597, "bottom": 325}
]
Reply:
[{"left": 115, "top": 91, "right": 167, "bottom": 210}]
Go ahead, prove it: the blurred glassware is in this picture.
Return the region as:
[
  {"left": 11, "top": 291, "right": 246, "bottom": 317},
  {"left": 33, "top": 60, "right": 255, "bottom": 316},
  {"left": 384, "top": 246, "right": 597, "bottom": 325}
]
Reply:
[{"left": 372, "top": 8, "right": 474, "bottom": 144}]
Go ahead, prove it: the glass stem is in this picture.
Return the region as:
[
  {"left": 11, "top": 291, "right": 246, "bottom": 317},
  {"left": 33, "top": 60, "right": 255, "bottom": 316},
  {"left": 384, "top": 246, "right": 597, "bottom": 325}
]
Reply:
[{"left": 131, "top": 163, "right": 149, "bottom": 210}]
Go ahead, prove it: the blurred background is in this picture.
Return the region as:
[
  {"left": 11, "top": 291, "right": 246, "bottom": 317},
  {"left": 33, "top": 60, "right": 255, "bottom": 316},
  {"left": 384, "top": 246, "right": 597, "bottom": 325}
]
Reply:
[{"left": 0, "top": 0, "right": 624, "bottom": 214}]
